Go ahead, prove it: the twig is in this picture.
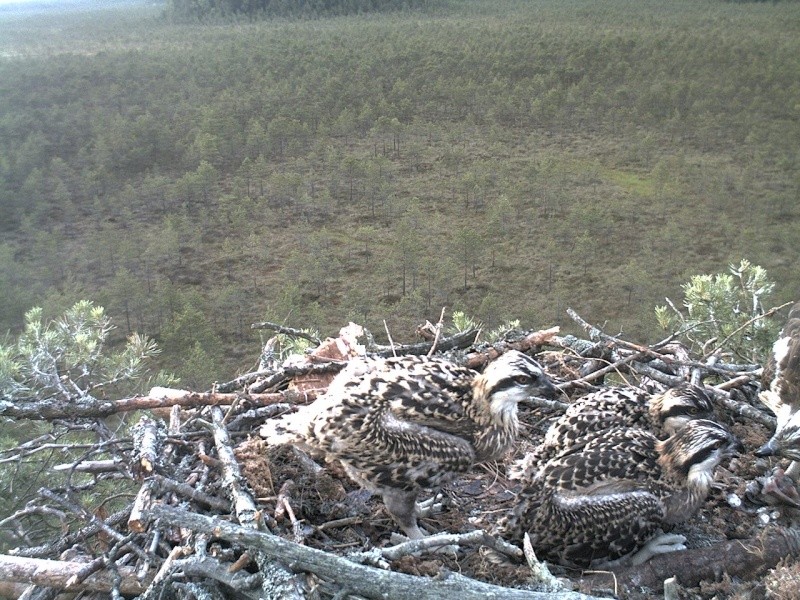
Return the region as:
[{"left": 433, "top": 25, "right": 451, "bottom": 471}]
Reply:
[
  {"left": 37, "top": 489, "right": 148, "bottom": 563},
  {"left": 11, "top": 508, "right": 132, "bottom": 559},
  {"left": 427, "top": 307, "right": 447, "bottom": 357},
  {"left": 215, "top": 368, "right": 275, "bottom": 393},
  {"left": 558, "top": 351, "right": 646, "bottom": 389},
  {"left": 566, "top": 308, "right": 681, "bottom": 359},
  {"left": 376, "top": 530, "right": 523, "bottom": 562},
  {"left": 370, "top": 328, "right": 480, "bottom": 358},
  {"left": 383, "top": 320, "right": 397, "bottom": 357},
  {"left": 250, "top": 321, "right": 322, "bottom": 345},
  {"left": 317, "top": 516, "right": 362, "bottom": 532},
  {"left": 249, "top": 362, "right": 347, "bottom": 394},
  {"left": 0, "top": 506, "right": 68, "bottom": 533}
]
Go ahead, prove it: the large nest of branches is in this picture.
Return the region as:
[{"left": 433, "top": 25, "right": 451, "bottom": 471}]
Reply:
[{"left": 0, "top": 311, "right": 798, "bottom": 600}]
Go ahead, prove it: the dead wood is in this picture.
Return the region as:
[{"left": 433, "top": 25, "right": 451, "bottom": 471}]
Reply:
[
  {"left": 464, "top": 326, "right": 561, "bottom": 370},
  {"left": 51, "top": 458, "right": 122, "bottom": 473},
  {"left": 209, "top": 405, "right": 305, "bottom": 599},
  {"left": 128, "top": 480, "right": 155, "bottom": 534},
  {"left": 370, "top": 327, "right": 480, "bottom": 357},
  {"left": 0, "top": 554, "right": 152, "bottom": 595},
  {"left": 0, "top": 388, "right": 317, "bottom": 421},
  {"left": 209, "top": 406, "right": 260, "bottom": 528},
  {"left": 578, "top": 526, "right": 800, "bottom": 595},
  {"left": 144, "top": 505, "right": 606, "bottom": 600},
  {"left": 131, "top": 415, "right": 164, "bottom": 477},
  {"left": 707, "top": 387, "right": 776, "bottom": 429}
]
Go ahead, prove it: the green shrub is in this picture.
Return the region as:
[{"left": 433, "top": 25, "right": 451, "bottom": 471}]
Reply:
[{"left": 654, "top": 259, "right": 779, "bottom": 363}]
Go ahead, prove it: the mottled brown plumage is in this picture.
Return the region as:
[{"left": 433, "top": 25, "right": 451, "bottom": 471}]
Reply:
[
  {"left": 260, "top": 350, "right": 556, "bottom": 539},
  {"left": 509, "top": 384, "right": 715, "bottom": 481},
  {"left": 757, "top": 302, "right": 800, "bottom": 466},
  {"left": 501, "top": 419, "right": 739, "bottom": 567}
]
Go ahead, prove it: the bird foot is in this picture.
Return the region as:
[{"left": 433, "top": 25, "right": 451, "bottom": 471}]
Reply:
[
  {"left": 758, "top": 467, "right": 800, "bottom": 508},
  {"left": 416, "top": 492, "right": 447, "bottom": 517},
  {"left": 629, "top": 533, "right": 687, "bottom": 566}
]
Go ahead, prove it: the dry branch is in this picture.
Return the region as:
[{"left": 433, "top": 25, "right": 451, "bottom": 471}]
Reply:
[
  {"left": 208, "top": 406, "right": 305, "bottom": 599},
  {"left": 128, "top": 479, "right": 155, "bottom": 534},
  {"left": 370, "top": 328, "right": 480, "bottom": 357},
  {"left": 52, "top": 459, "right": 123, "bottom": 473},
  {"left": 144, "top": 505, "right": 605, "bottom": 600},
  {"left": 0, "top": 388, "right": 318, "bottom": 421},
  {"left": 708, "top": 388, "right": 776, "bottom": 429},
  {"left": 465, "top": 326, "right": 561, "bottom": 370},
  {"left": 0, "top": 554, "right": 152, "bottom": 595},
  {"left": 11, "top": 508, "right": 132, "bottom": 559},
  {"left": 132, "top": 415, "right": 164, "bottom": 477},
  {"left": 209, "top": 406, "right": 259, "bottom": 528}
]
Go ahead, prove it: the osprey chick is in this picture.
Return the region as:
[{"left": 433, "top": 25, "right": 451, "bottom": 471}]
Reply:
[
  {"left": 501, "top": 419, "right": 739, "bottom": 567},
  {"left": 757, "top": 302, "right": 800, "bottom": 473},
  {"left": 261, "top": 350, "right": 556, "bottom": 539},
  {"left": 510, "top": 384, "right": 715, "bottom": 481}
]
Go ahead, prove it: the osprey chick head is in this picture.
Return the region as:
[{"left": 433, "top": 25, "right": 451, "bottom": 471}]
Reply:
[{"left": 473, "top": 350, "right": 557, "bottom": 424}]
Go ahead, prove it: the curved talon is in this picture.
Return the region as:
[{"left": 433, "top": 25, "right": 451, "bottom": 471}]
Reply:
[
  {"left": 417, "top": 492, "right": 446, "bottom": 517},
  {"left": 630, "top": 533, "right": 687, "bottom": 566}
]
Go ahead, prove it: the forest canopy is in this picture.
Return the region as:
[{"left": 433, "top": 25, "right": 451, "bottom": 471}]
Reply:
[
  {"left": 164, "top": 0, "right": 432, "bottom": 19},
  {"left": 0, "top": 0, "right": 798, "bottom": 388}
]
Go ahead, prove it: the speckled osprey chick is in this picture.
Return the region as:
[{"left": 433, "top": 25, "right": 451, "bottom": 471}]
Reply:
[
  {"left": 261, "top": 349, "right": 556, "bottom": 539},
  {"left": 510, "top": 383, "right": 715, "bottom": 481},
  {"left": 501, "top": 419, "right": 739, "bottom": 567}
]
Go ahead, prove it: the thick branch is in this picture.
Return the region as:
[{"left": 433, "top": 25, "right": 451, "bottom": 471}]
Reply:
[
  {"left": 0, "top": 388, "right": 317, "bottom": 421},
  {"left": 209, "top": 406, "right": 262, "bottom": 529},
  {"left": 0, "top": 554, "right": 151, "bottom": 595},
  {"left": 707, "top": 388, "right": 776, "bottom": 429},
  {"left": 144, "top": 505, "right": 604, "bottom": 600},
  {"left": 132, "top": 415, "right": 165, "bottom": 477}
]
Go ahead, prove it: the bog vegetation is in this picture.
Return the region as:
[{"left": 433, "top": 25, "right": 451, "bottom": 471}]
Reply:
[{"left": 0, "top": 0, "right": 798, "bottom": 388}]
